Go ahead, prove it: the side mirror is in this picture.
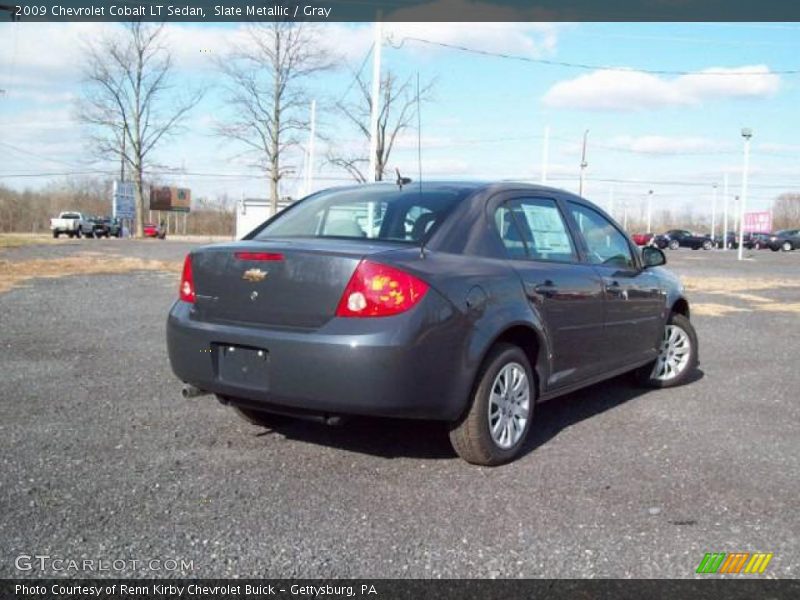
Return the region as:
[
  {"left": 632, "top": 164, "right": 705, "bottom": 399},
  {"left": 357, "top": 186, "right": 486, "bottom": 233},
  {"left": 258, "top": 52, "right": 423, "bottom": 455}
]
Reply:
[{"left": 642, "top": 246, "right": 666, "bottom": 268}]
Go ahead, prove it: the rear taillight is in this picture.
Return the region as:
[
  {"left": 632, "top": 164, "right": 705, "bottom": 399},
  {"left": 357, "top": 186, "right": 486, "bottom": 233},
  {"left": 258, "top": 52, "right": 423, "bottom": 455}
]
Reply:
[
  {"left": 179, "top": 254, "right": 195, "bottom": 303},
  {"left": 336, "top": 260, "right": 429, "bottom": 318}
]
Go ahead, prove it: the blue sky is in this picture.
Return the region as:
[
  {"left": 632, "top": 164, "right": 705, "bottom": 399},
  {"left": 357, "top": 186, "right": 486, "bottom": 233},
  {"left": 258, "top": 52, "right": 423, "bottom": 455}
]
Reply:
[{"left": 1, "top": 21, "right": 798, "bottom": 222}]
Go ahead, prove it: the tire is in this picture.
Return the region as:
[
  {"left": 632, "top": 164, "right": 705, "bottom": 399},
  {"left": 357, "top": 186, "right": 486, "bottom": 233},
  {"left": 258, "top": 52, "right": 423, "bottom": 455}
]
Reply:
[
  {"left": 75, "top": 229, "right": 81, "bottom": 239},
  {"left": 449, "top": 343, "right": 534, "bottom": 466},
  {"left": 229, "top": 404, "right": 289, "bottom": 428},
  {"left": 53, "top": 231, "right": 59, "bottom": 239},
  {"left": 770, "top": 246, "right": 780, "bottom": 252},
  {"left": 702, "top": 240, "right": 712, "bottom": 250},
  {"left": 782, "top": 241, "right": 793, "bottom": 252},
  {"left": 754, "top": 242, "right": 761, "bottom": 250},
  {"left": 636, "top": 313, "right": 698, "bottom": 389},
  {"left": 668, "top": 240, "right": 679, "bottom": 250}
]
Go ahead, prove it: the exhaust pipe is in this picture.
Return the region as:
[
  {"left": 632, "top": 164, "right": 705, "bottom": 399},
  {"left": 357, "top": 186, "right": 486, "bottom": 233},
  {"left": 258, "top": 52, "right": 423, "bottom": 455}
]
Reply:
[{"left": 182, "top": 384, "right": 209, "bottom": 399}]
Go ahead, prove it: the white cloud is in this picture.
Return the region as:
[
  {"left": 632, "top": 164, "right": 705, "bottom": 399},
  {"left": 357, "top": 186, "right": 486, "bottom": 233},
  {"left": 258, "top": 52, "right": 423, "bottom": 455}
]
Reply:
[
  {"left": 609, "top": 135, "right": 729, "bottom": 155},
  {"left": 542, "top": 65, "right": 780, "bottom": 111}
]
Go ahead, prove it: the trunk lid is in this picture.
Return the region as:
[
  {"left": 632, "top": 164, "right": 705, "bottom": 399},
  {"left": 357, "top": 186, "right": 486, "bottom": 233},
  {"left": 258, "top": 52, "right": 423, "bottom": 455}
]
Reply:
[{"left": 191, "top": 238, "right": 405, "bottom": 329}]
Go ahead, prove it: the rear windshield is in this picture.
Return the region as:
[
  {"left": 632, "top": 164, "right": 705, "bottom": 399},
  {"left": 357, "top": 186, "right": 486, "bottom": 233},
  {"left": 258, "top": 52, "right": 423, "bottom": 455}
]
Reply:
[{"left": 252, "top": 186, "right": 469, "bottom": 243}]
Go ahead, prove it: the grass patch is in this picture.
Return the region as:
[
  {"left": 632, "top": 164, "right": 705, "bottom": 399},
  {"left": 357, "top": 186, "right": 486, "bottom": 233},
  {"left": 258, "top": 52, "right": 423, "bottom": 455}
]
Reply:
[
  {"left": 683, "top": 276, "right": 800, "bottom": 293},
  {"left": 0, "top": 234, "right": 59, "bottom": 249},
  {"left": 0, "top": 253, "right": 182, "bottom": 294},
  {"left": 691, "top": 303, "right": 752, "bottom": 317}
]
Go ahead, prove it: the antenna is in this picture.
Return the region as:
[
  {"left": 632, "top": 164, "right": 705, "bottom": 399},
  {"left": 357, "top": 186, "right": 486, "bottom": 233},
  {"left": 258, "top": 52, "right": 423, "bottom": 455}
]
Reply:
[{"left": 395, "top": 168, "right": 411, "bottom": 189}]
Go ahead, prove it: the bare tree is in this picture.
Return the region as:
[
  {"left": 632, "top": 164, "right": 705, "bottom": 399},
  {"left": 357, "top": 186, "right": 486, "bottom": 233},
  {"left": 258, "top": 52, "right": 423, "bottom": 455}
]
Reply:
[
  {"left": 216, "top": 23, "right": 334, "bottom": 216},
  {"left": 328, "top": 70, "right": 435, "bottom": 183},
  {"left": 772, "top": 193, "right": 800, "bottom": 230},
  {"left": 80, "top": 23, "right": 202, "bottom": 237}
]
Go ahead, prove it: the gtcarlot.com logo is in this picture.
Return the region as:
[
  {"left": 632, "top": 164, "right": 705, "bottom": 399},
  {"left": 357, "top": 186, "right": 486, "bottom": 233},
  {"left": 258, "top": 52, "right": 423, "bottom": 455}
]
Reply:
[
  {"left": 15, "top": 554, "right": 195, "bottom": 573},
  {"left": 696, "top": 552, "right": 773, "bottom": 574}
]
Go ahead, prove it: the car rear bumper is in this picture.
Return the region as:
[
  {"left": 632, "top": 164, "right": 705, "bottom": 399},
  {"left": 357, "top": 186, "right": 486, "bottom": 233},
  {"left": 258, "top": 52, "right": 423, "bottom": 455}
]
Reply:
[{"left": 166, "top": 294, "right": 472, "bottom": 421}]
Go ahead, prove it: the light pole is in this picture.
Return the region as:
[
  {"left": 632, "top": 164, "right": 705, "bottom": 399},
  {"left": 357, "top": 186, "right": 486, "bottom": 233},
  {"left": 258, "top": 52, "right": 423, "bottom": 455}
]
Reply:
[
  {"left": 737, "top": 128, "right": 753, "bottom": 261},
  {"left": 578, "top": 129, "right": 589, "bottom": 197},
  {"left": 722, "top": 173, "right": 729, "bottom": 250},
  {"left": 711, "top": 183, "right": 717, "bottom": 247},
  {"left": 646, "top": 189, "right": 653, "bottom": 233}
]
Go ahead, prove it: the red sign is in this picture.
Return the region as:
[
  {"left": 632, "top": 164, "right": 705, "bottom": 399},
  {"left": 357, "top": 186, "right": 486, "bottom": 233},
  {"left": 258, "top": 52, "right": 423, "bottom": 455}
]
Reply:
[{"left": 743, "top": 211, "right": 772, "bottom": 233}]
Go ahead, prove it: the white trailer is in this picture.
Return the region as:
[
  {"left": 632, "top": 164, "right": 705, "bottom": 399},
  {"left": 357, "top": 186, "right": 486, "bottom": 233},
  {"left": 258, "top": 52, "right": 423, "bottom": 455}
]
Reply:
[{"left": 235, "top": 198, "right": 293, "bottom": 239}]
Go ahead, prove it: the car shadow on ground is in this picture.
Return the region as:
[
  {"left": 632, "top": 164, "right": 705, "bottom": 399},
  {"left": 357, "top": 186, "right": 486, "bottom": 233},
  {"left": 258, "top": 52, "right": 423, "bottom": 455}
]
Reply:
[{"left": 261, "top": 369, "right": 705, "bottom": 463}]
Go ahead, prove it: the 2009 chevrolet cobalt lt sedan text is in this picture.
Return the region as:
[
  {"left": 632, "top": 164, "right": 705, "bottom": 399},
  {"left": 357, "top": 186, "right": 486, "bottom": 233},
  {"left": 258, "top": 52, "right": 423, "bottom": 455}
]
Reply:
[{"left": 167, "top": 182, "right": 698, "bottom": 465}]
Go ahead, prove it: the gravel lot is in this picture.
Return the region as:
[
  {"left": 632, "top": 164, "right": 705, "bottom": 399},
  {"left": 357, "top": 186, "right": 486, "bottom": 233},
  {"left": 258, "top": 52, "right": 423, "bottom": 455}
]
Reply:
[{"left": 0, "top": 239, "right": 798, "bottom": 578}]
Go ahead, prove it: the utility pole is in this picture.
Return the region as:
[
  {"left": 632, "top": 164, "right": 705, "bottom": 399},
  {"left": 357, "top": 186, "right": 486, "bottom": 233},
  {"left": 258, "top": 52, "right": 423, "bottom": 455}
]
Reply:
[
  {"left": 711, "top": 183, "right": 717, "bottom": 247},
  {"left": 737, "top": 128, "right": 753, "bottom": 261},
  {"left": 540, "top": 125, "right": 550, "bottom": 184},
  {"left": 367, "top": 20, "right": 382, "bottom": 183},
  {"left": 305, "top": 99, "right": 317, "bottom": 195},
  {"left": 722, "top": 173, "right": 729, "bottom": 250},
  {"left": 646, "top": 189, "right": 653, "bottom": 233},
  {"left": 578, "top": 129, "right": 589, "bottom": 196}
]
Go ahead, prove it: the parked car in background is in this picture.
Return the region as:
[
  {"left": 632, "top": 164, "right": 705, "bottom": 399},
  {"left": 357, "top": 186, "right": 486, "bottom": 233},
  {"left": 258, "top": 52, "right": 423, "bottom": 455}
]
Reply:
[
  {"left": 143, "top": 222, "right": 166, "bottom": 239},
  {"left": 766, "top": 229, "right": 800, "bottom": 252},
  {"left": 654, "top": 229, "right": 713, "bottom": 250},
  {"left": 632, "top": 232, "right": 654, "bottom": 246},
  {"left": 92, "top": 217, "right": 123, "bottom": 238},
  {"left": 746, "top": 232, "right": 772, "bottom": 250},
  {"left": 713, "top": 231, "right": 738, "bottom": 249},
  {"left": 50, "top": 211, "right": 86, "bottom": 238},
  {"left": 78, "top": 217, "right": 100, "bottom": 238},
  {"left": 167, "top": 182, "right": 698, "bottom": 466}
]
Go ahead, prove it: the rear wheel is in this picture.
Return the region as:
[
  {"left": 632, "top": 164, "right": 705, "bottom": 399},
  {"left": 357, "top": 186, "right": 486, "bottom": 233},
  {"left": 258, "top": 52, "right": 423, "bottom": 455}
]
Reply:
[
  {"left": 637, "top": 313, "right": 698, "bottom": 388},
  {"left": 702, "top": 240, "right": 712, "bottom": 250},
  {"left": 449, "top": 344, "right": 534, "bottom": 466},
  {"left": 53, "top": 231, "right": 59, "bottom": 238}
]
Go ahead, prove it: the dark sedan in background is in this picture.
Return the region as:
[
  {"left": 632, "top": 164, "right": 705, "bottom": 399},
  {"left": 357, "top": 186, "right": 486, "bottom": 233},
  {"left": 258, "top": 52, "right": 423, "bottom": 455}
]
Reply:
[
  {"left": 767, "top": 229, "right": 800, "bottom": 252},
  {"left": 654, "top": 229, "right": 713, "bottom": 250},
  {"left": 167, "top": 182, "right": 698, "bottom": 466}
]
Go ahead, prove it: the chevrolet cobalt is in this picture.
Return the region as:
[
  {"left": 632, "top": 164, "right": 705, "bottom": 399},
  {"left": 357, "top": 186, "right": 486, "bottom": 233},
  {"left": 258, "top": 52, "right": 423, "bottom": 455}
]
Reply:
[{"left": 167, "top": 182, "right": 697, "bottom": 465}]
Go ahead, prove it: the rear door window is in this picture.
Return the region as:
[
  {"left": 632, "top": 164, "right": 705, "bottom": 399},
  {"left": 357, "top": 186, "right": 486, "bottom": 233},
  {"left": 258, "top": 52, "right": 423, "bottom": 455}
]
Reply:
[{"left": 495, "top": 198, "right": 577, "bottom": 263}]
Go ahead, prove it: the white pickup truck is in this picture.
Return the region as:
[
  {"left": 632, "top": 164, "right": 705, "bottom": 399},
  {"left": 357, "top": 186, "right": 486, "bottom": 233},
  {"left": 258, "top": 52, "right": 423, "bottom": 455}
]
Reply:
[{"left": 50, "top": 211, "right": 87, "bottom": 238}]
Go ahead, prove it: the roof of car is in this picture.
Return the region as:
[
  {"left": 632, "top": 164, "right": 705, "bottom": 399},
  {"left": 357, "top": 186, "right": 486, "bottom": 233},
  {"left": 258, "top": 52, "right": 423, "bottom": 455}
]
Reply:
[{"left": 323, "top": 180, "right": 583, "bottom": 199}]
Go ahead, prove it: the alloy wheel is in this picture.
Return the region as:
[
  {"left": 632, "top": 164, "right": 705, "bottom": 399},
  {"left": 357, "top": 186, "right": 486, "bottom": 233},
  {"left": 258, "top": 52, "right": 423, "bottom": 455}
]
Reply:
[
  {"left": 488, "top": 362, "right": 530, "bottom": 449},
  {"left": 651, "top": 324, "right": 691, "bottom": 381}
]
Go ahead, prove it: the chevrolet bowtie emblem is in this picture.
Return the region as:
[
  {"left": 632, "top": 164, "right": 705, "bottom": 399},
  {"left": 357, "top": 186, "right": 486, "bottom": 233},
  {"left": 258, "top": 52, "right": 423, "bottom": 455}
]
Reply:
[{"left": 242, "top": 268, "right": 267, "bottom": 282}]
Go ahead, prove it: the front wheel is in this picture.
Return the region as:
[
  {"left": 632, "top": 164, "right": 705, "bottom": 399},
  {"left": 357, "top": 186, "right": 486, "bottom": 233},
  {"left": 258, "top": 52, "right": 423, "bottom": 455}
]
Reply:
[
  {"left": 782, "top": 241, "right": 793, "bottom": 252},
  {"left": 637, "top": 313, "right": 698, "bottom": 388},
  {"left": 668, "top": 240, "right": 680, "bottom": 250},
  {"left": 702, "top": 240, "right": 712, "bottom": 250},
  {"left": 449, "top": 344, "right": 534, "bottom": 466}
]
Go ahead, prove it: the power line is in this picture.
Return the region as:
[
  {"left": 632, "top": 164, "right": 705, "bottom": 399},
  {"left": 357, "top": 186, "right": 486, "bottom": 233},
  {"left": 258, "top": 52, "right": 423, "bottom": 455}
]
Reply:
[{"left": 387, "top": 36, "right": 800, "bottom": 76}]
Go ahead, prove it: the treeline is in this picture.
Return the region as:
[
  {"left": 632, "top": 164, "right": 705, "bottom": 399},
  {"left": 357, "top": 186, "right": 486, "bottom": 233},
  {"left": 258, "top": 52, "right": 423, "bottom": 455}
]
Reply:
[{"left": 0, "top": 179, "right": 236, "bottom": 237}]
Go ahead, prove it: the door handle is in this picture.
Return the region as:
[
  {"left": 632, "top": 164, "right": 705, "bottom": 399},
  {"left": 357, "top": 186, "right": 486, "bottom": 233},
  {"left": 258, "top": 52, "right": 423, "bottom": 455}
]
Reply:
[
  {"left": 604, "top": 279, "right": 624, "bottom": 295},
  {"left": 532, "top": 280, "right": 558, "bottom": 297}
]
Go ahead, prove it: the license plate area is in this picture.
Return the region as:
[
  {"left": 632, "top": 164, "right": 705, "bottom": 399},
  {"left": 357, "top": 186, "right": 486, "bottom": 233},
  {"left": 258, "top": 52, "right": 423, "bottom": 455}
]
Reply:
[{"left": 215, "top": 344, "right": 270, "bottom": 389}]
